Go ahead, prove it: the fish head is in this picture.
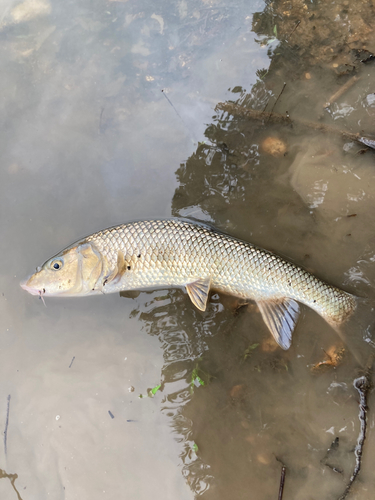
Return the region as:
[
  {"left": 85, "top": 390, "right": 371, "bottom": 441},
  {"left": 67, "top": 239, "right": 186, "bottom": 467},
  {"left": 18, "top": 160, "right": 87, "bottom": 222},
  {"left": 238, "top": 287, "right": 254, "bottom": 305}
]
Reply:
[{"left": 21, "top": 242, "right": 104, "bottom": 297}]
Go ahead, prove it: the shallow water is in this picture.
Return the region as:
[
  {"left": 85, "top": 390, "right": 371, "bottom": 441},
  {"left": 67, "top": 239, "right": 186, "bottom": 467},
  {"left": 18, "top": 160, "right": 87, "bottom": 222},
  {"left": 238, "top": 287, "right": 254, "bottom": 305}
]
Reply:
[{"left": 2, "top": 0, "right": 375, "bottom": 498}]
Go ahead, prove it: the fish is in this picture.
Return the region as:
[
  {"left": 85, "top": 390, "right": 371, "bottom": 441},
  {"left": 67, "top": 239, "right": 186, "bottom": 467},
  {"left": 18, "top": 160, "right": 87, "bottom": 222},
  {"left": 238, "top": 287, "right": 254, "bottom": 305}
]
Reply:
[{"left": 20, "top": 218, "right": 356, "bottom": 349}]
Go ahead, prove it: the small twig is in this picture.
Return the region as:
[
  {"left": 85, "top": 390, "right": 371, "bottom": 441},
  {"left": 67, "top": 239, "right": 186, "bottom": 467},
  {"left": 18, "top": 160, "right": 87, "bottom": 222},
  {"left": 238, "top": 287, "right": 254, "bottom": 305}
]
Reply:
[
  {"left": 324, "top": 75, "right": 360, "bottom": 109},
  {"left": 161, "top": 89, "right": 197, "bottom": 141},
  {"left": 286, "top": 20, "right": 301, "bottom": 40},
  {"left": 267, "top": 83, "right": 286, "bottom": 123},
  {"left": 99, "top": 107, "right": 105, "bottom": 134},
  {"left": 161, "top": 89, "right": 185, "bottom": 124},
  {"left": 278, "top": 466, "right": 286, "bottom": 500},
  {"left": 4, "top": 395, "right": 10, "bottom": 457},
  {"left": 69, "top": 356, "right": 75, "bottom": 368}
]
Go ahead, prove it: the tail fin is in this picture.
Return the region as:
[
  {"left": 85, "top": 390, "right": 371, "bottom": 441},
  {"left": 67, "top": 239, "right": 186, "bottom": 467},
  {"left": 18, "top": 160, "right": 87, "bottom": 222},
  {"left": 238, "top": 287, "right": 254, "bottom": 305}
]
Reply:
[{"left": 329, "top": 297, "right": 374, "bottom": 367}]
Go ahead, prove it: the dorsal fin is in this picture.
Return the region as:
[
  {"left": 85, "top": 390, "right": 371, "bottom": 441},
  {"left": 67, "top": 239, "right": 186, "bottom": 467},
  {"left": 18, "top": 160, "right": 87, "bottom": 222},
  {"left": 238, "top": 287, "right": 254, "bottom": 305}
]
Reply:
[
  {"left": 186, "top": 277, "right": 211, "bottom": 311},
  {"left": 256, "top": 298, "right": 300, "bottom": 350}
]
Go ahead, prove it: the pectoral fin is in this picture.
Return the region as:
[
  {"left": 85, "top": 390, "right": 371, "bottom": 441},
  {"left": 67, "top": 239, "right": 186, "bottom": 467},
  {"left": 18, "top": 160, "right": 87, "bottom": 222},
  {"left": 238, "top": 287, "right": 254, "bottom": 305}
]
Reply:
[
  {"left": 186, "top": 277, "right": 211, "bottom": 311},
  {"left": 103, "top": 252, "right": 128, "bottom": 287},
  {"left": 256, "top": 298, "right": 300, "bottom": 350}
]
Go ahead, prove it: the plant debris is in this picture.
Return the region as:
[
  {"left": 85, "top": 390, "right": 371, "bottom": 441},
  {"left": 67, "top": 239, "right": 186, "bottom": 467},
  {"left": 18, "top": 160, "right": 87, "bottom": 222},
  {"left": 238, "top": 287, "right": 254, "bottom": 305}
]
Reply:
[
  {"left": 311, "top": 345, "right": 345, "bottom": 372},
  {"left": 216, "top": 101, "right": 375, "bottom": 151},
  {"left": 242, "top": 343, "right": 259, "bottom": 361},
  {"left": 190, "top": 362, "right": 213, "bottom": 393},
  {"left": 139, "top": 383, "right": 162, "bottom": 398}
]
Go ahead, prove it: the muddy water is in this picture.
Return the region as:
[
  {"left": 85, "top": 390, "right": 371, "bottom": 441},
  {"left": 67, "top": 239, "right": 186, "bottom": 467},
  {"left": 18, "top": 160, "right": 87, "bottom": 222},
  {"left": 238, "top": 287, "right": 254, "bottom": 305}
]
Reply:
[{"left": 1, "top": 0, "right": 375, "bottom": 499}]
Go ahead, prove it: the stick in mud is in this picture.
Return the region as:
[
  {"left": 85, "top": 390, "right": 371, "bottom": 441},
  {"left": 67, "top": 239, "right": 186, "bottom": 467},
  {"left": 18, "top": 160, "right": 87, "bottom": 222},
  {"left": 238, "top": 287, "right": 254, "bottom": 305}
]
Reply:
[
  {"left": 3, "top": 395, "right": 10, "bottom": 457},
  {"left": 324, "top": 75, "right": 360, "bottom": 109},
  {"left": 337, "top": 355, "right": 374, "bottom": 500},
  {"left": 286, "top": 20, "right": 301, "bottom": 40},
  {"left": 278, "top": 466, "right": 286, "bottom": 500},
  {"left": 215, "top": 101, "right": 375, "bottom": 151},
  {"left": 267, "top": 83, "right": 286, "bottom": 123}
]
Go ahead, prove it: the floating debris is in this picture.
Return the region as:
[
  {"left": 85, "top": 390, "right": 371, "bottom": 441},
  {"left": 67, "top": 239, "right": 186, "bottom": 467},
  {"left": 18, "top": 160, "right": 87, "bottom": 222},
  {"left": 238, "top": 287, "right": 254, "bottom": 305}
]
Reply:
[
  {"left": 149, "top": 384, "right": 161, "bottom": 397},
  {"left": 190, "top": 362, "right": 213, "bottom": 393},
  {"left": 139, "top": 383, "right": 162, "bottom": 398}
]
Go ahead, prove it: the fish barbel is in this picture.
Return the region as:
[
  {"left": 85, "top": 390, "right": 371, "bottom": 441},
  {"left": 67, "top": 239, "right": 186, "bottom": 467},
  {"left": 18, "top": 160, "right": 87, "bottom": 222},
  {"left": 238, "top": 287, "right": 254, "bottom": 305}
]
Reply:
[{"left": 20, "top": 219, "right": 356, "bottom": 349}]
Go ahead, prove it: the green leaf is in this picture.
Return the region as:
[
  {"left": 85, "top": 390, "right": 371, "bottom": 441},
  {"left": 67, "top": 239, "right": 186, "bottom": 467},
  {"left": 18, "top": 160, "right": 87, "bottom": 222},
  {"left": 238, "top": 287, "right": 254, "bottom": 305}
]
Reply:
[
  {"left": 243, "top": 343, "right": 259, "bottom": 360},
  {"left": 191, "top": 368, "right": 205, "bottom": 387},
  {"left": 193, "top": 443, "right": 198, "bottom": 452},
  {"left": 149, "top": 384, "right": 161, "bottom": 396},
  {"left": 273, "top": 25, "right": 277, "bottom": 36}
]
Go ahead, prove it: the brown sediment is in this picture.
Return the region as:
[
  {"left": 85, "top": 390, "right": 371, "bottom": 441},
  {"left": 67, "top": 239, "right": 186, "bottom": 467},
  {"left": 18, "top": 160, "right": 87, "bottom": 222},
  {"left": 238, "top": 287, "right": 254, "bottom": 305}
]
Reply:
[{"left": 215, "top": 102, "right": 375, "bottom": 151}]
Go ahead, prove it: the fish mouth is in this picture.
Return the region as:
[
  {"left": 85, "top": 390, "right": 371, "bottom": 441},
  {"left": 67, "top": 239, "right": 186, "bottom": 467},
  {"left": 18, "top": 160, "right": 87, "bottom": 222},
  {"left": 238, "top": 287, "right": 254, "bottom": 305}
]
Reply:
[{"left": 20, "top": 279, "right": 42, "bottom": 296}]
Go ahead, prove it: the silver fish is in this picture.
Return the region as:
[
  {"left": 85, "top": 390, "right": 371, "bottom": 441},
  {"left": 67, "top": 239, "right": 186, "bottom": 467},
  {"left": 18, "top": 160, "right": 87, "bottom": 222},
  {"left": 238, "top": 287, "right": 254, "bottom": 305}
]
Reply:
[{"left": 21, "top": 219, "right": 356, "bottom": 349}]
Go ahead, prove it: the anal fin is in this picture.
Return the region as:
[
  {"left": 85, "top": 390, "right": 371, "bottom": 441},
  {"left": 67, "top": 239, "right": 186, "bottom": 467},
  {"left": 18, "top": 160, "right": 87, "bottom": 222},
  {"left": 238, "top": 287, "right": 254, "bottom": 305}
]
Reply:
[
  {"left": 186, "top": 277, "right": 211, "bottom": 311},
  {"left": 256, "top": 298, "right": 300, "bottom": 350}
]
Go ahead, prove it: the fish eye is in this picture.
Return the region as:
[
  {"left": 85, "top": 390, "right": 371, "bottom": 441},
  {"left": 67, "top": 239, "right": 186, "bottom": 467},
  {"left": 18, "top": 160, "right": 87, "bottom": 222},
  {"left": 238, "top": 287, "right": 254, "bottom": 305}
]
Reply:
[{"left": 50, "top": 259, "right": 63, "bottom": 271}]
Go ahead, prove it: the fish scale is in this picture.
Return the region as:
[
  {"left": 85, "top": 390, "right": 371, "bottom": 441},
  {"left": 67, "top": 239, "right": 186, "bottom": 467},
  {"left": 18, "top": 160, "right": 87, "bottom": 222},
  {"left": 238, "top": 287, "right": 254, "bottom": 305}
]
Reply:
[
  {"left": 21, "top": 218, "right": 356, "bottom": 350},
  {"left": 85, "top": 219, "right": 354, "bottom": 314}
]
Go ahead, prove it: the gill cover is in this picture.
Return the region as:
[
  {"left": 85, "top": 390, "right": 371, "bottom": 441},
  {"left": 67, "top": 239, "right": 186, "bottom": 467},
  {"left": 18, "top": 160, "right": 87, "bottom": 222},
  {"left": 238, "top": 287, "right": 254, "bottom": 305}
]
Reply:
[
  {"left": 77, "top": 242, "right": 104, "bottom": 294},
  {"left": 21, "top": 242, "right": 103, "bottom": 296}
]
